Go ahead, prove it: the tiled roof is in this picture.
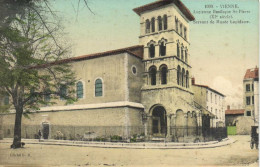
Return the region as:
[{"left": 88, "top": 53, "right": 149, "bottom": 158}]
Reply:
[
  {"left": 32, "top": 45, "right": 144, "bottom": 68},
  {"left": 244, "top": 67, "right": 259, "bottom": 80},
  {"left": 192, "top": 84, "right": 225, "bottom": 97},
  {"left": 225, "top": 109, "right": 245, "bottom": 115},
  {"left": 133, "top": 0, "right": 195, "bottom": 21}
]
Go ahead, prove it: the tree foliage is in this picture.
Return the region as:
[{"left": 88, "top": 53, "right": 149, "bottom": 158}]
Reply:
[{"left": 0, "top": 0, "right": 78, "bottom": 148}]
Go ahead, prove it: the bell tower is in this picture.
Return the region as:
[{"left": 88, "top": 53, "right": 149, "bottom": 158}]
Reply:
[{"left": 133, "top": 0, "right": 196, "bottom": 138}]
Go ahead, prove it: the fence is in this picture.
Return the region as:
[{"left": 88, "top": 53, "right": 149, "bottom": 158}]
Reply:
[{"left": 2, "top": 125, "right": 227, "bottom": 143}]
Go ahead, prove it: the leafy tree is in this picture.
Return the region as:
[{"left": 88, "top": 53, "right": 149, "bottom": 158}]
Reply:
[{"left": 0, "top": 3, "right": 77, "bottom": 148}]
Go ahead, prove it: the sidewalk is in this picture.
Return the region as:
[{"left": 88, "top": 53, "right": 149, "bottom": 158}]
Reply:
[{"left": 0, "top": 137, "right": 235, "bottom": 149}]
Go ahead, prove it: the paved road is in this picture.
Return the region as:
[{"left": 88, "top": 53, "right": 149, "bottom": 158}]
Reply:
[{"left": 0, "top": 135, "right": 258, "bottom": 167}]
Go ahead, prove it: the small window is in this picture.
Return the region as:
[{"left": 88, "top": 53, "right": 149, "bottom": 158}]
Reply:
[
  {"left": 246, "top": 84, "right": 250, "bottom": 92},
  {"left": 181, "top": 47, "right": 184, "bottom": 60},
  {"left": 175, "top": 17, "right": 178, "bottom": 32},
  {"left": 177, "top": 65, "right": 181, "bottom": 85},
  {"left": 252, "top": 84, "right": 254, "bottom": 91},
  {"left": 158, "top": 16, "right": 162, "bottom": 31},
  {"left": 184, "top": 27, "right": 187, "bottom": 39},
  {"left": 76, "top": 81, "right": 84, "bottom": 99},
  {"left": 160, "top": 65, "right": 168, "bottom": 85},
  {"left": 145, "top": 19, "right": 150, "bottom": 33},
  {"left": 180, "top": 23, "right": 183, "bottom": 36},
  {"left": 182, "top": 68, "right": 185, "bottom": 87},
  {"left": 95, "top": 79, "right": 103, "bottom": 97},
  {"left": 159, "top": 42, "right": 166, "bottom": 56},
  {"left": 132, "top": 66, "right": 137, "bottom": 75},
  {"left": 151, "top": 18, "right": 155, "bottom": 32},
  {"left": 247, "top": 111, "right": 251, "bottom": 116},
  {"left": 185, "top": 50, "right": 188, "bottom": 62},
  {"left": 149, "top": 44, "right": 155, "bottom": 58},
  {"left": 177, "top": 43, "right": 180, "bottom": 58},
  {"left": 149, "top": 66, "right": 157, "bottom": 85},
  {"left": 4, "top": 96, "right": 9, "bottom": 105},
  {"left": 206, "top": 91, "right": 208, "bottom": 101},
  {"left": 252, "top": 96, "right": 254, "bottom": 104},
  {"left": 163, "top": 15, "right": 167, "bottom": 30},
  {"left": 246, "top": 96, "right": 251, "bottom": 105},
  {"left": 60, "top": 85, "right": 67, "bottom": 100}
]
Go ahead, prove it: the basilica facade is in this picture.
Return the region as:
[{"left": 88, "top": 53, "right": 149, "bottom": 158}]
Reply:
[{"left": 1, "top": 0, "right": 217, "bottom": 142}]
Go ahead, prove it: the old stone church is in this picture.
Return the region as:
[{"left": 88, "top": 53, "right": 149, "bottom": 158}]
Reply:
[{"left": 1, "top": 0, "right": 217, "bottom": 142}]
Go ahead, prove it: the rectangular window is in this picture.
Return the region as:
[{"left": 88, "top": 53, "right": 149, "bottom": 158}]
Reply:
[
  {"left": 206, "top": 91, "right": 208, "bottom": 101},
  {"left": 246, "top": 111, "right": 251, "bottom": 116},
  {"left": 246, "top": 96, "right": 251, "bottom": 105},
  {"left": 252, "top": 84, "right": 254, "bottom": 91},
  {"left": 246, "top": 84, "right": 250, "bottom": 92},
  {"left": 252, "top": 96, "right": 254, "bottom": 104}
]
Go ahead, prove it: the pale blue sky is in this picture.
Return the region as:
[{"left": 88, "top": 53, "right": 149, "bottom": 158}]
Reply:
[{"left": 51, "top": 0, "right": 259, "bottom": 108}]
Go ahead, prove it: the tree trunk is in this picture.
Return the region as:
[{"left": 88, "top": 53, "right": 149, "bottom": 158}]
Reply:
[{"left": 11, "top": 107, "right": 23, "bottom": 149}]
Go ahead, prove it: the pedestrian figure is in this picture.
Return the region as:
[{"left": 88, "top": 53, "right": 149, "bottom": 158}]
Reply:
[{"left": 38, "top": 130, "right": 42, "bottom": 142}]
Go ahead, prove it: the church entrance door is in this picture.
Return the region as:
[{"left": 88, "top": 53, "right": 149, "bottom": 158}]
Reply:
[{"left": 152, "top": 106, "right": 167, "bottom": 137}]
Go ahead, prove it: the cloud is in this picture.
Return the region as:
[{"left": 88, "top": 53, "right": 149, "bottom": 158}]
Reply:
[{"left": 211, "top": 76, "right": 243, "bottom": 109}]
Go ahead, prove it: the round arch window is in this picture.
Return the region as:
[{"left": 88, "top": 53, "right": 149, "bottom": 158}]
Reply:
[{"left": 132, "top": 66, "right": 137, "bottom": 75}]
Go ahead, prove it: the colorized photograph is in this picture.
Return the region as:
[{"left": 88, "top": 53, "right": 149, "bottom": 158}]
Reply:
[{"left": 0, "top": 0, "right": 259, "bottom": 166}]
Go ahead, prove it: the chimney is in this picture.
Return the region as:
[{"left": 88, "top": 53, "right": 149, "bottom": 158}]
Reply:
[
  {"left": 227, "top": 105, "right": 230, "bottom": 110},
  {"left": 191, "top": 77, "right": 195, "bottom": 85}
]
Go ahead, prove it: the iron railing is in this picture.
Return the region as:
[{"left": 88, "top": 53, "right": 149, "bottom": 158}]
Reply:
[{"left": 2, "top": 125, "right": 227, "bottom": 143}]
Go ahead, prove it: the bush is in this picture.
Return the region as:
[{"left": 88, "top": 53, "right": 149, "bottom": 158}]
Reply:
[{"left": 110, "top": 135, "right": 122, "bottom": 141}]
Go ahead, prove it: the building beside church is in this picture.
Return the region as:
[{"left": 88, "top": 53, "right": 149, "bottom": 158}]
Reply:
[
  {"left": 243, "top": 67, "right": 259, "bottom": 125},
  {"left": 191, "top": 78, "right": 225, "bottom": 127},
  {"left": 0, "top": 0, "right": 226, "bottom": 142}
]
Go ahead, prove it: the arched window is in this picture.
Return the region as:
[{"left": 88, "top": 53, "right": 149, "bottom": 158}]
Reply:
[
  {"left": 145, "top": 19, "right": 150, "bottom": 33},
  {"left": 160, "top": 65, "right": 168, "bottom": 85},
  {"left": 149, "top": 66, "right": 157, "bottom": 85},
  {"left": 76, "top": 81, "right": 83, "bottom": 99},
  {"left": 151, "top": 18, "right": 155, "bottom": 32},
  {"left": 182, "top": 68, "right": 185, "bottom": 87},
  {"left": 159, "top": 42, "right": 166, "bottom": 56},
  {"left": 177, "top": 43, "right": 180, "bottom": 58},
  {"left": 181, "top": 47, "right": 184, "bottom": 60},
  {"left": 149, "top": 44, "right": 155, "bottom": 58},
  {"left": 158, "top": 16, "right": 162, "bottom": 31},
  {"left": 177, "top": 65, "right": 181, "bottom": 85},
  {"left": 186, "top": 71, "right": 189, "bottom": 88},
  {"left": 185, "top": 50, "right": 188, "bottom": 62},
  {"left": 60, "top": 85, "right": 67, "bottom": 100},
  {"left": 95, "top": 79, "right": 103, "bottom": 97},
  {"left": 184, "top": 27, "right": 187, "bottom": 39},
  {"left": 163, "top": 15, "right": 167, "bottom": 30},
  {"left": 4, "top": 96, "right": 9, "bottom": 105},
  {"left": 175, "top": 17, "right": 178, "bottom": 32}
]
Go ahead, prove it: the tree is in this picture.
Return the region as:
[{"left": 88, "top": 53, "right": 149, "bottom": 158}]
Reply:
[{"left": 0, "top": 3, "right": 77, "bottom": 148}]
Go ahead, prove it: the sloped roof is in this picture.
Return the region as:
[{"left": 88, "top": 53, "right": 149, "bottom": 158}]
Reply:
[
  {"left": 33, "top": 45, "right": 144, "bottom": 68},
  {"left": 133, "top": 0, "right": 195, "bottom": 21},
  {"left": 192, "top": 84, "right": 225, "bottom": 97},
  {"left": 244, "top": 67, "right": 259, "bottom": 80},
  {"left": 225, "top": 109, "right": 245, "bottom": 115}
]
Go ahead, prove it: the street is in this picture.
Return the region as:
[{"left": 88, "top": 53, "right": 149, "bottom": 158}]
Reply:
[{"left": 0, "top": 135, "right": 258, "bottom": 167}]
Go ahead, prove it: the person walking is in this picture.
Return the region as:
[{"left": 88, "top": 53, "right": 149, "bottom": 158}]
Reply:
[{"left": 38, "top": 130, "right": 42, "bottom": 142}]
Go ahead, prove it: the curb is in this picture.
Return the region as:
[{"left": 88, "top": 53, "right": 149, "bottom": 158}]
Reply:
[{"left": 0, "top": 138, "right": 235, "bottom": 149}]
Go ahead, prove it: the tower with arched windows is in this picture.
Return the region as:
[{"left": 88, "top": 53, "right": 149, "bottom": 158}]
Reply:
[{"left": 134, "top": 0, "right": 199, "bottom": 140}]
